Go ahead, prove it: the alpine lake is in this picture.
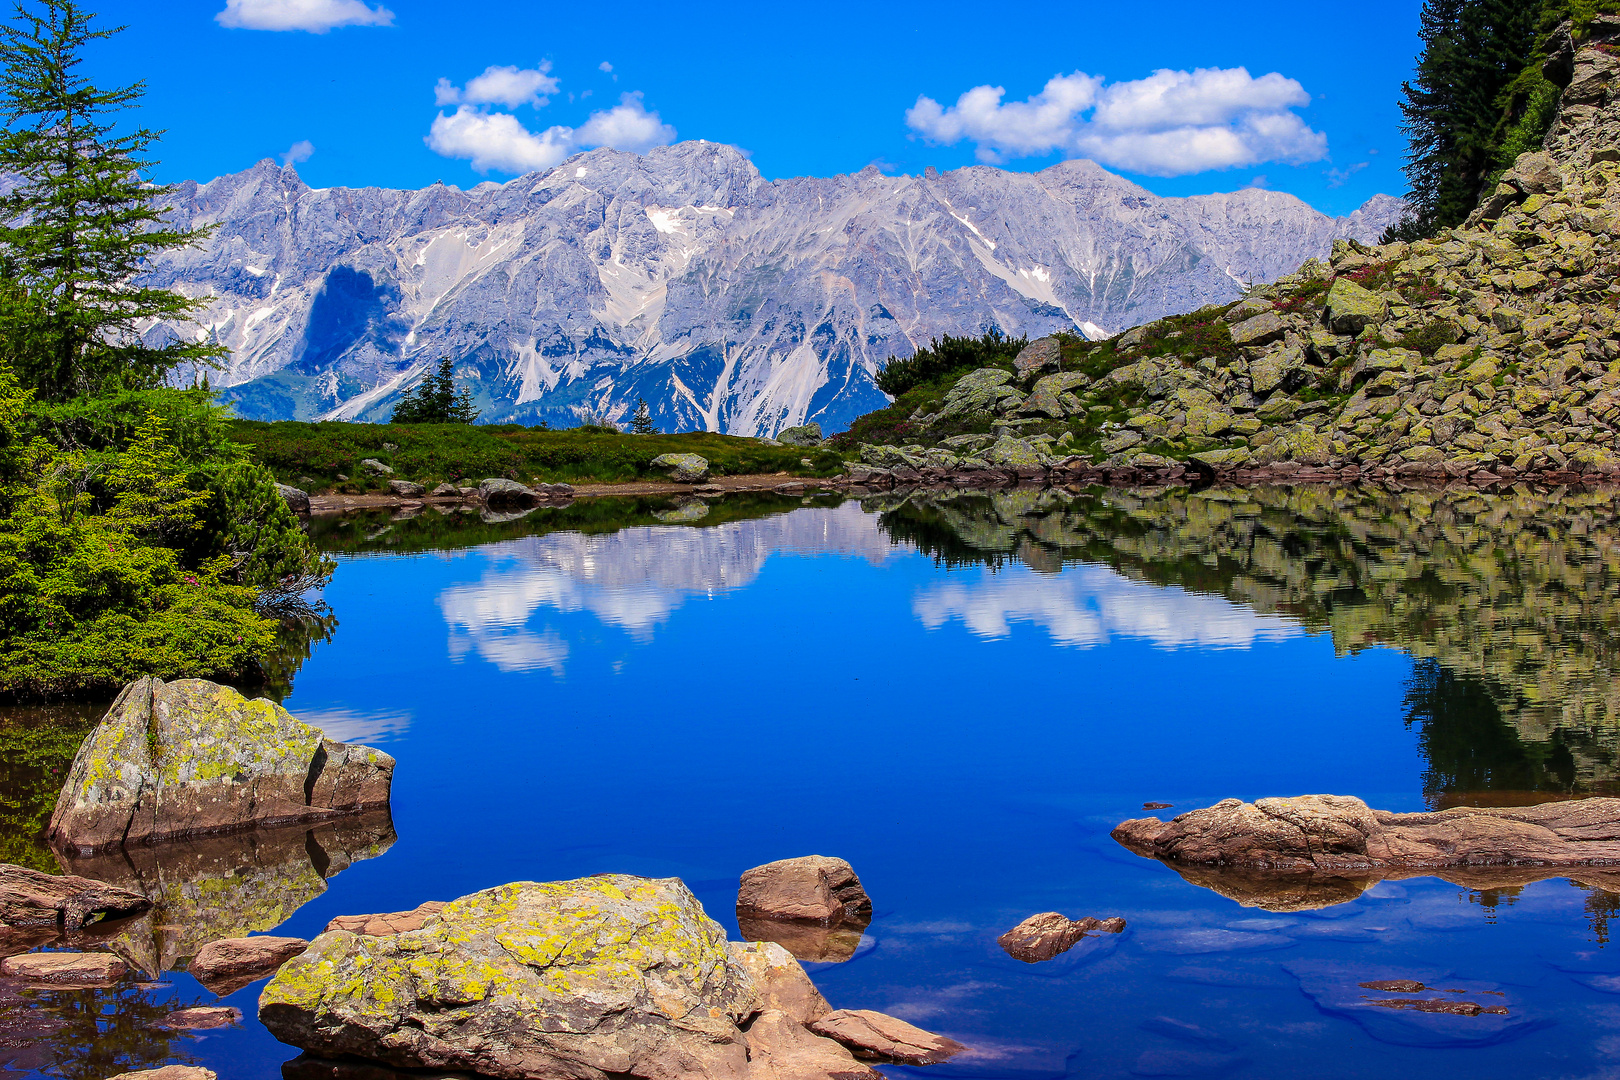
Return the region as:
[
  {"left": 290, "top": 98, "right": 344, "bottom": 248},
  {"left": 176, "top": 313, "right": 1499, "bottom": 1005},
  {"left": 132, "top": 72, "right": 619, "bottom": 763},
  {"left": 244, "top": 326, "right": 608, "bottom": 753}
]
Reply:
[{"left": 5, "top": 481, "right": 1620, "bottom": 1080}]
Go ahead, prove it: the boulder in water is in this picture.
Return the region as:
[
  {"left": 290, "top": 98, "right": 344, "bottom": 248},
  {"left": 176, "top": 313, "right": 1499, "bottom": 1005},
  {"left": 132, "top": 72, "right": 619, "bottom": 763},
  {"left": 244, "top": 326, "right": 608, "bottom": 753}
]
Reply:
[
  {"left": 260, "top": 875, "right": 761, "bottom": 1080},
  {"left": 188, "top": 934, "right": 309, "bottom": 996},
  {"left": 997, "top": 912, "right": 1126, "bottom": 963},
  {"left": 808, "top": 1009, "right": 967, "bottom": 1066},
  {"left": 48, "top": 678, "right": 394, "bottom": 854}
]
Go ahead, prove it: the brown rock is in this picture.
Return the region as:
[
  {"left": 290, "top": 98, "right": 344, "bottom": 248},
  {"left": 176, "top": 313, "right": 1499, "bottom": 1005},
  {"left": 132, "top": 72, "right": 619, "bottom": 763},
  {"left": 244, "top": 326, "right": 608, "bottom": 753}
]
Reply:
[
  {"left": 0, "top": 864, "right": 150, "bottom": 928},
  {"left": 1364, "top": 998, "right": 1508, "bottom": 1017},
  {"left": 1013, "top": 337, "right": 1062, "bottom": 378},
  {"left": 1360, "top": 979, "right": 1427, "bottom": 993},
  {"left": 744, "top": 1010, "right": 881, "bottom": 1080},
  {"left": 1112, "top": 794, "right": 1620, "bottom": 872},
  {"left": 996, "top": 912, "right": 1126, "bottom": 963},
  {"left": 324, "top": 901, "right": 446, "bottom": 936},
  {"left": 156, "top": 1006, "right": 242, "bottom": 1030},
  {"left": 808, "top": 1009, "right": 967, "bottom": 1066},
  {"left": 106, "top": 1069, "right": 218, "bottom": 1080},
  {"left": 187, "top": 935, "right": 308, "bottom": 995},
  {"left": 727, "top": 940, "right": 831, "bottom": 1023},
  {"left": 0, "top": 950, "right": 126, "bottom": 985},
  {"left": 737, "top": 855, "right": 871, "bottom": 926},
  {"left": 48, "top": 678, "right": 394, "bottom": 854}
]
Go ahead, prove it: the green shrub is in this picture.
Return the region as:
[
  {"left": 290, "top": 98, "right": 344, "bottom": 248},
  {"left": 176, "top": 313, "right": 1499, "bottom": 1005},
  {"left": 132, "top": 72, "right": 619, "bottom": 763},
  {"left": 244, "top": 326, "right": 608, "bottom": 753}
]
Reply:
[{"left": 874, "top": 329, "right": 1027, "bottom": 397}]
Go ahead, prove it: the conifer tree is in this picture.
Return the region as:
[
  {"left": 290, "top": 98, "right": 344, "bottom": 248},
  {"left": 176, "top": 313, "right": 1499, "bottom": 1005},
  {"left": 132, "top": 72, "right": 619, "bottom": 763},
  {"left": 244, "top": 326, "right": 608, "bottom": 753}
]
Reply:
[
  {"left": 628, "top": 398, "right": 655, "bottom": 434},
  {"left": 1390, "top": 0, "right": 1540, "bottom": 239},
  {"left": 0, "top": 0, "right": 223, "bottom": 400},
  {"left": 391, "top": 357, "right": 479, "bottom": 424}
]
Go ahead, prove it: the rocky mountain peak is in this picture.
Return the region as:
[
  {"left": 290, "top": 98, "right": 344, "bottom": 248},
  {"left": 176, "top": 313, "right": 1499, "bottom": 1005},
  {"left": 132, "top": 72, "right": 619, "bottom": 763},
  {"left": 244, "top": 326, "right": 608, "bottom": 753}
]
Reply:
[{"left": 144, "top": 141, "right": 1402, "bottom": 434}]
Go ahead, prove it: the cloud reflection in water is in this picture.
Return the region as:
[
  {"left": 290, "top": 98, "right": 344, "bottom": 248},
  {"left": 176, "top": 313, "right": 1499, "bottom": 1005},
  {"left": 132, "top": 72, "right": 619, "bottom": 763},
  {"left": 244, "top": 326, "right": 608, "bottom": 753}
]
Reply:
[{"left": 913, "top": 563, "right": 1303, "bottom": 649}]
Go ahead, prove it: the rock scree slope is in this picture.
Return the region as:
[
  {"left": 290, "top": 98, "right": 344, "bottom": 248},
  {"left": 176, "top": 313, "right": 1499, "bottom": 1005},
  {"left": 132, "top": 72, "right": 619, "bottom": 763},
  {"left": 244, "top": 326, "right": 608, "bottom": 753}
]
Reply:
[{"left": 837, "top": 18, "right": 1620, "bottom": 486}]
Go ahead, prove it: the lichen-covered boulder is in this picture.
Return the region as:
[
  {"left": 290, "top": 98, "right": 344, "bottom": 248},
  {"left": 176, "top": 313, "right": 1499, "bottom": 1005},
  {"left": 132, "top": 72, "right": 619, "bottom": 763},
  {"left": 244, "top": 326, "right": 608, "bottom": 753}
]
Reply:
[
  {"left": 1013, "top": 336, "right": 1061, "bottom": 378},
  {"left": 260, "top": 875, "right": 761, "bottom": 1080},
  {"left": 775, "top": 423, "right": 823, "bottom": 447},
  {"left": 935, "top": 368, "right": 1022, "bottom": 420},
  {"left": 728, "top": 940, "right": 830, "bottom": 1024},
  {"left": 1323, "top": 278, "right": 1387, "bottom": 335},
  {"left": 649, "top": 453, "right": 711, "bottom": 483},
  {"left": 984, "top": 435, "right": 1048, "bottom": 469},
  {"left": 48, "top": 678, "right": 394, "bottom": 855}
]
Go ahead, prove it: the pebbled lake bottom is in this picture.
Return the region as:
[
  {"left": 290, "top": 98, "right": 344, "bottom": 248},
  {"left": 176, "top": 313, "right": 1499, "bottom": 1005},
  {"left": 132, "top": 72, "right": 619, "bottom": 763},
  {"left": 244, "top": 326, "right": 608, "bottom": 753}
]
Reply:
[{"left": 4, "top": 484, "right": 1620, "bottom": 1080}]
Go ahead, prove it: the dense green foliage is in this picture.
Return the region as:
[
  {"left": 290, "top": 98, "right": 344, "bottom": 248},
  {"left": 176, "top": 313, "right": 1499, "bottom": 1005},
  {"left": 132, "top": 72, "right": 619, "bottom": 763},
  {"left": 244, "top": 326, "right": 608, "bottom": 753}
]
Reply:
[
  {"left": 0, "top": 704, "right": 96, "bottom": 869},
  {"left": 873, "top": 329, "right": 1028, "bottom": 398},
  {"left": 229, "top": 420, "right": 845, "bottom": 489},
  {"left": 0, "top": 0, "right": 222, "bottom": 400},
  {"left": 1388, "top": 0, "right": 1620, "bottom": 238},
  {"left": 389, "top": 357, "right": 479, "bottom": 424}
]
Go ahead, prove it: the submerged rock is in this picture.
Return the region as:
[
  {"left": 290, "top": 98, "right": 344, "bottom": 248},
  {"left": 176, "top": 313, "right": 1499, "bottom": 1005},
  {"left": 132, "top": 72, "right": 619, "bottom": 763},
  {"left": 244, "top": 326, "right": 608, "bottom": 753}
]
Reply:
[
  {"left": 808, "top": 1010, "right": 967, "bottom": 1066},
  {"left": 650, "top": 453, "right": 711, "bottom": 483},
  {"left": 260, "top": 875, "right": 760, "bottom": 1080},
  {"left": 48, "top": 678, "right": 394, "bottom": 854},
  {"left": 1113, "top": 794, "right": 1620, "bottom": 872},
  {"left": 0, "top": 864, "right": 148, "bottom": 929},
  {"left": 188, "top": 934, "right": 309, "bottom": 996},
  {"left": 997, "top": 912, "right": 1126, "bottom": 963}
]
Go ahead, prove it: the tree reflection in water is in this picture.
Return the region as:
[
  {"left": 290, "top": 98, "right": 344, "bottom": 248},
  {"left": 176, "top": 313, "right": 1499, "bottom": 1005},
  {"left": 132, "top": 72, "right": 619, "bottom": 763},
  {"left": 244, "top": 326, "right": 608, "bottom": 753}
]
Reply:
[{"left": 0, "top": 981, "right": 201, "bottom": 1080}]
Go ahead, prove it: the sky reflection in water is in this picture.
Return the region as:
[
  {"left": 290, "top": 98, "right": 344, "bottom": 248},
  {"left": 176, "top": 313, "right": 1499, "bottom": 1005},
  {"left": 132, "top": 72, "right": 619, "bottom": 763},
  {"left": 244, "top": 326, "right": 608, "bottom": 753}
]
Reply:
[{"left": 7, "top": 487, "right": 1620, "bottom": 1080}]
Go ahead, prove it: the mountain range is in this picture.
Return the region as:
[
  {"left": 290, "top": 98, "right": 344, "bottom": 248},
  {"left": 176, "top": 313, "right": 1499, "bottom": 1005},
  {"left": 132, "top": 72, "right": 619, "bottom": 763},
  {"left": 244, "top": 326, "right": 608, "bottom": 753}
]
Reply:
[{"left": 143, "top": 143, "right": 1403, "bottom": 434}]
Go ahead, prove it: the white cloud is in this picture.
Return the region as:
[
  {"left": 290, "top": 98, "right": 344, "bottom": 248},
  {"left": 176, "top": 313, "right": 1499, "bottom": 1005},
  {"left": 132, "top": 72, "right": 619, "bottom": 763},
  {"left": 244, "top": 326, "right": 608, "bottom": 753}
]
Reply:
[
  {"left": 426, "top": 107, "right": 578, "bottom": 174},
  {"left": 435, "top": 62, "right": 559, "bottom": 109},
  {"left": 599, "top": 61, "right": 614, "bottom": 74},
  {"left": 426, "top": 92, "right": 677, "bottom": 175},
  {"left": 216, "top": 0, "right": 394, "bottom": 32},
  {"left": 576, "top": 94, "right": 677, "bottom": 154},
  {"left": 906, "top": 66, "right": 1328, "bottom": 177},
  {"left": 279, "top": 139, "right": 314, "bottom": 166}
]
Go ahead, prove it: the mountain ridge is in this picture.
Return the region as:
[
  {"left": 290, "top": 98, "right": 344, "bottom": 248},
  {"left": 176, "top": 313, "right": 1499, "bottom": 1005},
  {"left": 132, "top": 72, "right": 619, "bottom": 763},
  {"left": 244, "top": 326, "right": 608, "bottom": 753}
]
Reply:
[{"left": 141, "top": 142, "right": 1402, "bottom": 434}]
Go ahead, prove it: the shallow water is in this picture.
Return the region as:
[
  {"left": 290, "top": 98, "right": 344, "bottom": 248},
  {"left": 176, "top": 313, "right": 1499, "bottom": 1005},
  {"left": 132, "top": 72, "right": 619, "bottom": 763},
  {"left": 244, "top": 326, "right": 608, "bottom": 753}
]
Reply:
[{"left": 5, "top": 485, "right": 1620, "bottom": 1080}]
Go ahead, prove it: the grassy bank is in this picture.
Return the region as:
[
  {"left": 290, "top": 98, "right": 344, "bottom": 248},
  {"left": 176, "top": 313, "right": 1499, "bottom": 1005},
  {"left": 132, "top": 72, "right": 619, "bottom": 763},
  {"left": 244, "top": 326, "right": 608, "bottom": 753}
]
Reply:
[{"left": 229, "top": 421, "right": 847, "bottom": 491}]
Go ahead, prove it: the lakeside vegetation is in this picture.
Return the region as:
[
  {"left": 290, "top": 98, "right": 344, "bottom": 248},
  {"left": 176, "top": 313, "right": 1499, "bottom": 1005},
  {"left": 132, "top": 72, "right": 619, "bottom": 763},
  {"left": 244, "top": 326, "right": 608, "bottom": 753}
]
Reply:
[{"left": 231, "top": 421, "right": 845, "bottom": 491}]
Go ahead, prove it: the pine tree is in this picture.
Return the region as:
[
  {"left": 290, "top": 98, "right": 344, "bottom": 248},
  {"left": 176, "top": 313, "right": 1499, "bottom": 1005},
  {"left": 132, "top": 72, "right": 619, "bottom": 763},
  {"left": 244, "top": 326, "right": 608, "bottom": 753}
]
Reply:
[
  {"left": 0, "top": 0, "right": 223, "bottom": 401},
  {"left": 391, "top": 357, "right": 478, "bottom": 424},
  {"left": 1390, "top": 0, "right": 1541, "bottom": 239},
  {"left": 629, "top": 398, "right": 655, "bottom": 434}
]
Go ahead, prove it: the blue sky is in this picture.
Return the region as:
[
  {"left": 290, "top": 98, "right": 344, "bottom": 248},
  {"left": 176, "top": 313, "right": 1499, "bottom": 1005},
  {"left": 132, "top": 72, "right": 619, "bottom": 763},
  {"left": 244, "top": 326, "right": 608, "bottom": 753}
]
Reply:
[{"left": 99, "top": 0, "right": 1421, "bottom": 216}]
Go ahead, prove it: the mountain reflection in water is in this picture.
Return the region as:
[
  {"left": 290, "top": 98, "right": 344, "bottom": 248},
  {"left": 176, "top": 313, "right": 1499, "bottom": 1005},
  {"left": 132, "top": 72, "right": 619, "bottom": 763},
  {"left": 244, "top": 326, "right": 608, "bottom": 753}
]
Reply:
[{"left": 873, "top": 485, "right": 1620, "bottom": 800}]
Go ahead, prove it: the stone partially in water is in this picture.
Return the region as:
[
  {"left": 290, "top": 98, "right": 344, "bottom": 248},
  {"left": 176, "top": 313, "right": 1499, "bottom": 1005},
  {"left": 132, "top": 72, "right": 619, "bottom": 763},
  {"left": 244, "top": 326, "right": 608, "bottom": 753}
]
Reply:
[
  {"left": 745, "top": 1009, "right": 881, "bottom": 1080},
  {"left": 157, "top": 1006, "right": 242, "bottom": 1030},
  {"left": 0, "top": 864, "right": 149, "bottom": 929},
  {"left": 996, "top": 912, "right": 1126, "bottom": 963},
  {"left": 737, "top": 855, "right": 872, "bottom": 926},
  {"left": 47, "top": 678, "right": 394, "bottom": 854},
  {"left": 0, "top": 950, "right": 126, "bottom": 986},
  {"left": 107, "top": 1070, "right": 217, "bottom": 1080},
  {"left": 808, "top": 1009, "right": 967, "bottom": 1066},
  {"left": 260, "top": 875, "right": 760, "bottom": 1080},
  {"left": 188, "top": 935, "right": 309, "bottom": 996},
  {"left": 1113, "top": 794, "right": 1620, "bottom": 871},
  {"left": 478, "top": 478, "right": 537, "bottom": 507}
]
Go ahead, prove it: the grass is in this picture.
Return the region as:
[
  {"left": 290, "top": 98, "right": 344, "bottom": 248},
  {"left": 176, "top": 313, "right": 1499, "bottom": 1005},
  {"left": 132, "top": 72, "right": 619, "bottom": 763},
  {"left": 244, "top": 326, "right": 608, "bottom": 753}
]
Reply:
[{"left": 227, "top": 421, "right": 846, "bottom": 492}]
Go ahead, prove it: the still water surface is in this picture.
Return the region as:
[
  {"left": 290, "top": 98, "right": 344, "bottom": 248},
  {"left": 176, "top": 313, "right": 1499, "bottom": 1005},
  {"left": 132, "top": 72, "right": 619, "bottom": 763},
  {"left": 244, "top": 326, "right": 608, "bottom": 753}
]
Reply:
[{"left": 4, "top": 485, "right": 1620, "bottom": 1079}]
